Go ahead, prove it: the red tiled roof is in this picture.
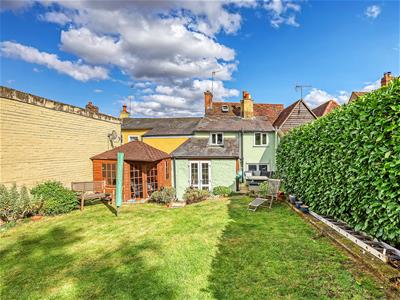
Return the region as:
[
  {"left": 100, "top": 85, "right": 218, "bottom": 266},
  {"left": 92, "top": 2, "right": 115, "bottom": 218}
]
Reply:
[
  {"left": 91, "top": 141, "right": 170, "bottom": 162},
  {"left": 206, "top": 101, "right": 284, "bottom": 122},
  {"left": 312, "top": 100, "right": 339, "bottom": 117}
]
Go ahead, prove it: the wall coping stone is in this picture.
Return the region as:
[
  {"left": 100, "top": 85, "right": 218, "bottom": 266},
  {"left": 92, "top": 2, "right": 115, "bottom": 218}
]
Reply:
[{"left": 1, "top": 86, "right": 121, "bottom": 124}]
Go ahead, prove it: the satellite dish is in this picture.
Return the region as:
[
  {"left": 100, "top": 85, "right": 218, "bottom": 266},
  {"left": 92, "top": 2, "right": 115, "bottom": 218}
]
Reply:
[{"left": 108, "top": 130, "right": 121, "bottom": 148}]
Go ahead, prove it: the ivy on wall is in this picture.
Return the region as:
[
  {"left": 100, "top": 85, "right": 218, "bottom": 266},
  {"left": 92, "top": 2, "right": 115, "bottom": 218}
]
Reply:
[{"left": 277, "top": 79, "right": 400, "bottom": 246}]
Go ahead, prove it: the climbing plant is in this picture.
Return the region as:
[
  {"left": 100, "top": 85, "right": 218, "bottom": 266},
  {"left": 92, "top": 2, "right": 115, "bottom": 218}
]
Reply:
[{"left": 277, "top": 78, "right": 400, "bottom": 246}]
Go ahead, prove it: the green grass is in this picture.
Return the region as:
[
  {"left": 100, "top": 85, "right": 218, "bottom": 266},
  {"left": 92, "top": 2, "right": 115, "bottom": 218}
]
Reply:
[{"left": 0, "top": 197, "right": 383, "bottom": 299}]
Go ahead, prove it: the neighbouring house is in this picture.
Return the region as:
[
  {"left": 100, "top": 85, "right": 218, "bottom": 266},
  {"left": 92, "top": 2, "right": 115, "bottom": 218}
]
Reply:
[
  {"left": 120, "top": 110, "right": 201, "bottom": 154},
  {"left": 348, "top": 72, "right": 396, "bottom": 103},
  {"left": 91, "top": 141, "right": 171, "bottom": 202},
  {"left": 312, "top": 100, "right": 340, "bottom": 117},
  {"left": 0, "top": 86, "right": 121, "bottom": 188},
  {"left": 272, "top": 99, "right": 317, "bottom": 134}
]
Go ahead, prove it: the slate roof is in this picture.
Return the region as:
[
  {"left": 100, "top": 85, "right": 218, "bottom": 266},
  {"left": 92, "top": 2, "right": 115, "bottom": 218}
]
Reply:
[
  {"left": 172, "top": 138, "right": 239, "bottom": 158},
  {"left": 206, "top": 102, "right": 284, "bottom": 122},
  {"left": 195, "top": 115, "right": 275, "bottom": 132},
  {"left": 273, "top": 99, "right": 316, "bottom": 128},
  {"left": 91, "top": 141, "right": 170, "bottom": 162},
  {"left": 312, "top": 100, "right": 339, "bottom": 117},
  {"left": 122, "top": 117, "right": 201, "bottom": 136}
]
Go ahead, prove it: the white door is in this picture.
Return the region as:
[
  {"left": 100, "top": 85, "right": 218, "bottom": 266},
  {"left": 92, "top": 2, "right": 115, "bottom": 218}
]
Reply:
[{"left": 190, "top": 161, "right": 211, "bottom": 191}]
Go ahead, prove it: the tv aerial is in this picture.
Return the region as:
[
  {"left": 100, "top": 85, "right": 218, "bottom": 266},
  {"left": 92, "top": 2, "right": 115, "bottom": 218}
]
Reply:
[{"left": 295, "top": 85, "right": 312, "bottom": 100}]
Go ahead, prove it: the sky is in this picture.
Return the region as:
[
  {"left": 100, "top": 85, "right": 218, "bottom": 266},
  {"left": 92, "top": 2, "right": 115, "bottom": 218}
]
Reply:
[{"left": 1, "top": 0, "right": 399, "bottom": 117}]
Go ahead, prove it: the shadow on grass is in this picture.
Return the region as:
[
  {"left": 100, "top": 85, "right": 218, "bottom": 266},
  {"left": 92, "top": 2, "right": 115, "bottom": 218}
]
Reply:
[
  {"left": 1, "top": 226, "right": 176, "bottom": 299},
  {"left": 206, "top": 196, "right": 383, "bottom": 300}
]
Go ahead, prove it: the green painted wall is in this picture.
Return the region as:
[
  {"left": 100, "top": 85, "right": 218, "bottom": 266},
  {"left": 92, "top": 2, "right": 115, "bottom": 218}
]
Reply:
[
  {"left": 242, "top": 132, "right": 277, "bottom": 171},
  {"left": 173, "top": 159, "right": 237, "bottom": 200}
]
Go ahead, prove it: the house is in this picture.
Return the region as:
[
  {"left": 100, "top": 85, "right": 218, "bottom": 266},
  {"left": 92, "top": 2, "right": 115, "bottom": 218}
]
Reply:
[
  {"left": 120, "top": 111, "right": 201, "bottom": 154},
  {"left": 273, "top": 99, "right": 317, "bottom": 133},
  {"left": 172, "top": 91, "right": 280, "bottom": 199},
  {"left": 312, "top": 100, "right": 340, "bottom": 117},
  {"left": 348, "top": 72, "right": 395, "bottom": 103},
  {"left": 91, "top": 141, "right": 171, "bottom": 202},
  {"left": 114, "top": 89, "right": 318, "bottom": 200}
]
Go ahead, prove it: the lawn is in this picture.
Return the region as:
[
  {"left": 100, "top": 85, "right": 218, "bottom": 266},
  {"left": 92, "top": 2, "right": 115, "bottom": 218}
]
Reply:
[{"left": 0, "top": 196, "right": 383, "bottom": 299}]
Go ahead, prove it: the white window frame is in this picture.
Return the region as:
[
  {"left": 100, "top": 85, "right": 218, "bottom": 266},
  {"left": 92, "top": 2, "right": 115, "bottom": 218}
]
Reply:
[
  {"left": 254, "top": 132, "right": 268, "bottom": 146},
  {"left": 210, "top": 132, "right": 224, "bottom": 146},
  {"left": 128, "top": 135, "right": 140, "bottom": 142},
  {"left": 189, "top": 161, "right": 212, "bottom": 191}
]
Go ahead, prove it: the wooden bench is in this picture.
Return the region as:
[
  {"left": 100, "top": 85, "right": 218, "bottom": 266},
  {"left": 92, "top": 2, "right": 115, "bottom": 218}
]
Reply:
[{"left": 71, "top": 181, "right": 110, "bottom": 211}]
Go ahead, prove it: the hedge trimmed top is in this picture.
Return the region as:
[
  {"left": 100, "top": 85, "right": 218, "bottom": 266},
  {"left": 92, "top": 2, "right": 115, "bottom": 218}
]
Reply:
[{"left": 277, "top": 78, "right": 400, "bottom": 246}]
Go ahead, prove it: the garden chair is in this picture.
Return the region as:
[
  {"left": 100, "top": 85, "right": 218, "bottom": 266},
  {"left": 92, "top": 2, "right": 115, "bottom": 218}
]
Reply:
[{"left": 248, "top": 179, "right": 281, "bottom": 211}]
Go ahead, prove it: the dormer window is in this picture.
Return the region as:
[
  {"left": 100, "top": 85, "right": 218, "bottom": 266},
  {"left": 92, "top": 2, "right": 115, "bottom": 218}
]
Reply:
[
  {"left": 254, "top": 132, "right": 268, "bottom": 146},
  {"left": 221, "top": 105, "right": 229, "bottom": 112},
  {"left": 210, "top": 132, "right": 224, "bottom": 146}
]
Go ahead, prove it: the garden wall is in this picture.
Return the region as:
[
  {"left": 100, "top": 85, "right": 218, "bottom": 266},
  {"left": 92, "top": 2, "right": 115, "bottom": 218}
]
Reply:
[
  {"left": 0, "top": 86, "right": 121, "bottom": 188},
  {"left": 276, "top": 79, "right": 400, "bottom": 246}
]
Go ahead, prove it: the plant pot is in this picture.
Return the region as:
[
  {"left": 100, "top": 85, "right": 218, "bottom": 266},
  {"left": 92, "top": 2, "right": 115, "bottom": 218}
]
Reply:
[
  {"left": 289, "top": 195, "right": 296, "bottom": 204},
  {"left": 31, "top": 215, "right": 43, "bottom": 221},
  {"left": 295, "top": 201, "right": 303, "bottom": 209},
  {"left": 299, "top": 205, "right": 309, "bottom": 213}
]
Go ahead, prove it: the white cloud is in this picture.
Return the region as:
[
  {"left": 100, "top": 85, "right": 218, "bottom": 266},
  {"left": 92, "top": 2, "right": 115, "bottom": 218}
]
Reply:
[
  {"left": 40, "top": 11, "right": 71, "bottom": 25},
  {"left": 33, "top": 67, "right": 40, "bottom": 72},
  {"left": 127, "top": 79, "right": 239, "bottom": 117},
  {"left": 304, "top": 88, "right": 337, "bottom": 108},
  {"left": 3, "top": 1, "right": 304, "bottom": 116},
  {"left": 365, "top": 5, "right": 381, "bottom": 19},
  {"left": 361, "top": 79, "right": 380, "bottom": 92},
  {"left": 263, "top": 0, "right": 301, "bottom": 28},
  {"left": 93, "top": 89, "right": 103, "bottom": 93},
  {"left": 0, "top": 41, "right": 108, "bottom": 81}
]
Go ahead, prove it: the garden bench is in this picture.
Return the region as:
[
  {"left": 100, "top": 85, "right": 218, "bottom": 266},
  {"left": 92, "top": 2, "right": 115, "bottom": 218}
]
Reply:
[{"left": 71, "top": 181, "right": 110, "bottom": 211}]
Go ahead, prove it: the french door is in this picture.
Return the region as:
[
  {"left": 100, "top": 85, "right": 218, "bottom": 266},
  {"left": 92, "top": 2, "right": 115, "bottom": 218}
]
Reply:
[{"left": 190, "top": 161, "right": 211, "bottom": 191}]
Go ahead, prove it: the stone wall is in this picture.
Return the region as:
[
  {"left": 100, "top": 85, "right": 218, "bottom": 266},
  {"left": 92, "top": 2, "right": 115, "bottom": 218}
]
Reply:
[{"left": 0, "top": 86, "right": 121, "bottom": 188}]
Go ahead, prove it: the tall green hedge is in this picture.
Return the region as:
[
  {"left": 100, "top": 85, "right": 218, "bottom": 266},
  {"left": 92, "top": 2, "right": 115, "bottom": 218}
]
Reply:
[{"left": 277, "top": 78, "right": 400, "bottom": 246}]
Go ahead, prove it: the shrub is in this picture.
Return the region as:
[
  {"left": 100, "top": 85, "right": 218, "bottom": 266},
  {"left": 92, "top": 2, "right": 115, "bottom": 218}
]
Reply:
[
  {"left": 276, "top": 79, "right": 400, "bottom": 246},
  {"left": 150, "top": 187, "right": 176, "bottom": 204},
  {"left": 0, "top": 184, "right": 37, "bottom": 222},
  {"left": 212, "top": 186, "right": 232, "bottom": 197},
  {"left": 183, "top": 187, "right": 210, "bottom": 204},
  {"left": 31, "top": 181, "right": 78, "bottom": 215},
  {"left": 258, "top": 181, "right": 271, "bottom": 198}
]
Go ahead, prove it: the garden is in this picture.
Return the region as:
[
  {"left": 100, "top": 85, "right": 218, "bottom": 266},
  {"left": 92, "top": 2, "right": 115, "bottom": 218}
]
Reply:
[{"left": 0, "top": 196, "right": 384, "bottom": 299}]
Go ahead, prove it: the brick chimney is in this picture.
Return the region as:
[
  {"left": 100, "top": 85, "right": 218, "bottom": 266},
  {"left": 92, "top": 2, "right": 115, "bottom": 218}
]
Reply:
[
  {"left": 241, "top": 90, "right": 254, "bottom": 119},
  {"left": 381, "top": 72, "right": 393, "bottom": 87},
  {"left": 204, "top": 90, "right": 213, "bottom": 113},
  {"left": 85, "top": 101, "right": 99, "bottom": 114},
  {"left": 119, "top": 104, "right": 130, "bottom": 119}
]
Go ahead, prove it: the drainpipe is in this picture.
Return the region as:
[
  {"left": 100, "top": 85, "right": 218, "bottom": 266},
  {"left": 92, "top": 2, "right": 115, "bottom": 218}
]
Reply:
[
  {"left": 173, "top": 157, "right": 177, "bottom": 189},
  {"left": 240, "top": 128, "right": 244, "bottom": 183},
  {"left": 274, "top": 128, "right": 279, "bottom": 171}
]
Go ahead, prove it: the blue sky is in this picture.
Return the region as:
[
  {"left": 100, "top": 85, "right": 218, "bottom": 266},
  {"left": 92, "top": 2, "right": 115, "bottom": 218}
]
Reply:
[{"left": 1, "top": 1, "right": 399, "bottom": 117}]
